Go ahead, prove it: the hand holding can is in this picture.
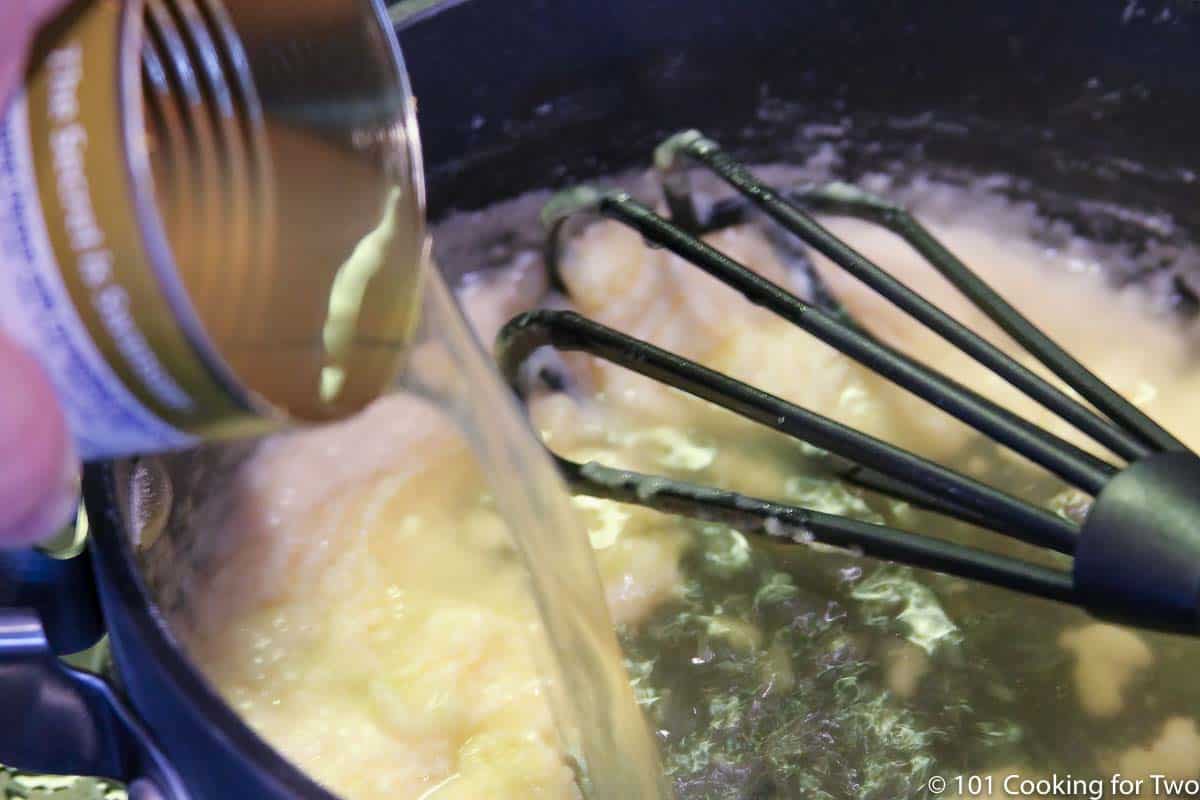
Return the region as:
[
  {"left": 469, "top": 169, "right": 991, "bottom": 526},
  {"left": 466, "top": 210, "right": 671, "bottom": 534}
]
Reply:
[
  {"left": 0, "top": 0, "right": 77, "bottom": 548},
  {"left": 0, "top": 0, "right": 427, "bottom": 546}
]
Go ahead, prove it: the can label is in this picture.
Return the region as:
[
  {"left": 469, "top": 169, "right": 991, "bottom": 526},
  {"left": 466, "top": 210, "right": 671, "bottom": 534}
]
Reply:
[{"left": 0, "top": 93, "right": 197, "bottom": 460}]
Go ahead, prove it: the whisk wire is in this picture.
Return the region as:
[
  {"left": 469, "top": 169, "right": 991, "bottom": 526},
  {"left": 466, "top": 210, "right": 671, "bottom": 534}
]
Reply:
[
  {"left": 496, "top": 309, "right": 1078, "bottom": 554},
  {"left": 833, "top": 194, "right": 1186, "bottom": 455},
  {"left": 554, "top": 456, "right": 1078, "bottom": 605},
  {"left": 495, "top": 311, "right": 1079, "bottom": 600},
  {"left": 656, "top": 131, "right": 1159, "bottom": 462},
  {"left": 579, "top": 191, "right": 1117, "bottom": 494}
]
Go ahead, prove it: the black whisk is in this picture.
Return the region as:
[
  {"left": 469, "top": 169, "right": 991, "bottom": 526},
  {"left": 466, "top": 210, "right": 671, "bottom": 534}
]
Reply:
[{"left": 495, "top": 130, "right": 1200, "bottom": 635}]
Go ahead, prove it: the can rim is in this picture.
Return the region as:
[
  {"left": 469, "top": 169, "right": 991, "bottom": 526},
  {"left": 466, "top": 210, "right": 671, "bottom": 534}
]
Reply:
[
  {"left": 373, "top": 0, "right": 428, "bottom": 234},
  {"left": 118, "top": 0, "right": 432, "bottom": 431}
]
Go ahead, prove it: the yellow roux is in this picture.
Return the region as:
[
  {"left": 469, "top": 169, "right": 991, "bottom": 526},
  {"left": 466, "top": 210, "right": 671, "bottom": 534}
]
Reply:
[
  {"left": 179, "top": 179, "right": 1200, "bottom": 799},
  {"left": 0, "top": 0, "right": 426, "bottom": 459}
]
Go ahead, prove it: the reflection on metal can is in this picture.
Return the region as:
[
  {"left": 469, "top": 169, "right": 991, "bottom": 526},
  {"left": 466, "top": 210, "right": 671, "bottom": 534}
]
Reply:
[{"left": 0, "top": 0, "right": 426, "bottom": 460}]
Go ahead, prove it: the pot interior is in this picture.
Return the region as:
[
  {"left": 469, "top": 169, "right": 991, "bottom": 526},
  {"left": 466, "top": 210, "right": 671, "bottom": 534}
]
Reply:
[{"left": 117, "top": 1, "right": 1200, "bottom": 798}]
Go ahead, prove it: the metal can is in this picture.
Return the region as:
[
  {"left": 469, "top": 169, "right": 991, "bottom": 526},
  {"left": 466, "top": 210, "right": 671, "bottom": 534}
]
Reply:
[{"left": 0, "top": 0, "right": 426, "bottom": 460}]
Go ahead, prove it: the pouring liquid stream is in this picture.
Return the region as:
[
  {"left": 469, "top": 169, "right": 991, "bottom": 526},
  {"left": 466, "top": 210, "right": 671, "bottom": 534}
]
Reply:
[{"left": 404, "top": 268, "right": 670, "bottom": 799}]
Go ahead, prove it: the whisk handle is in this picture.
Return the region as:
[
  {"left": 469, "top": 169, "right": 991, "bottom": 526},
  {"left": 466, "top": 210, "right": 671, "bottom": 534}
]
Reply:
[{"left": 1075, "top": 451, "right": 1200, "bottom": 634}]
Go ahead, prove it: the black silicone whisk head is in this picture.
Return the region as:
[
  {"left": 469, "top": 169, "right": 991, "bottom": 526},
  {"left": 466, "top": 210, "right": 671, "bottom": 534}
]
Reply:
[{"left": 495, "top": 129, "right": 1200, "bottom": 636}]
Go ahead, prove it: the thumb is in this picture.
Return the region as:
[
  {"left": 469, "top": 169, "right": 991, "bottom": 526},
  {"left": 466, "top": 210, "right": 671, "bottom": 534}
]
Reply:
[
  {"left": 0, "top": 332, "right": 78, "bottom": 547},
  {"left": 0, "top": 1, "right": 77, "bottom": 108}
]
